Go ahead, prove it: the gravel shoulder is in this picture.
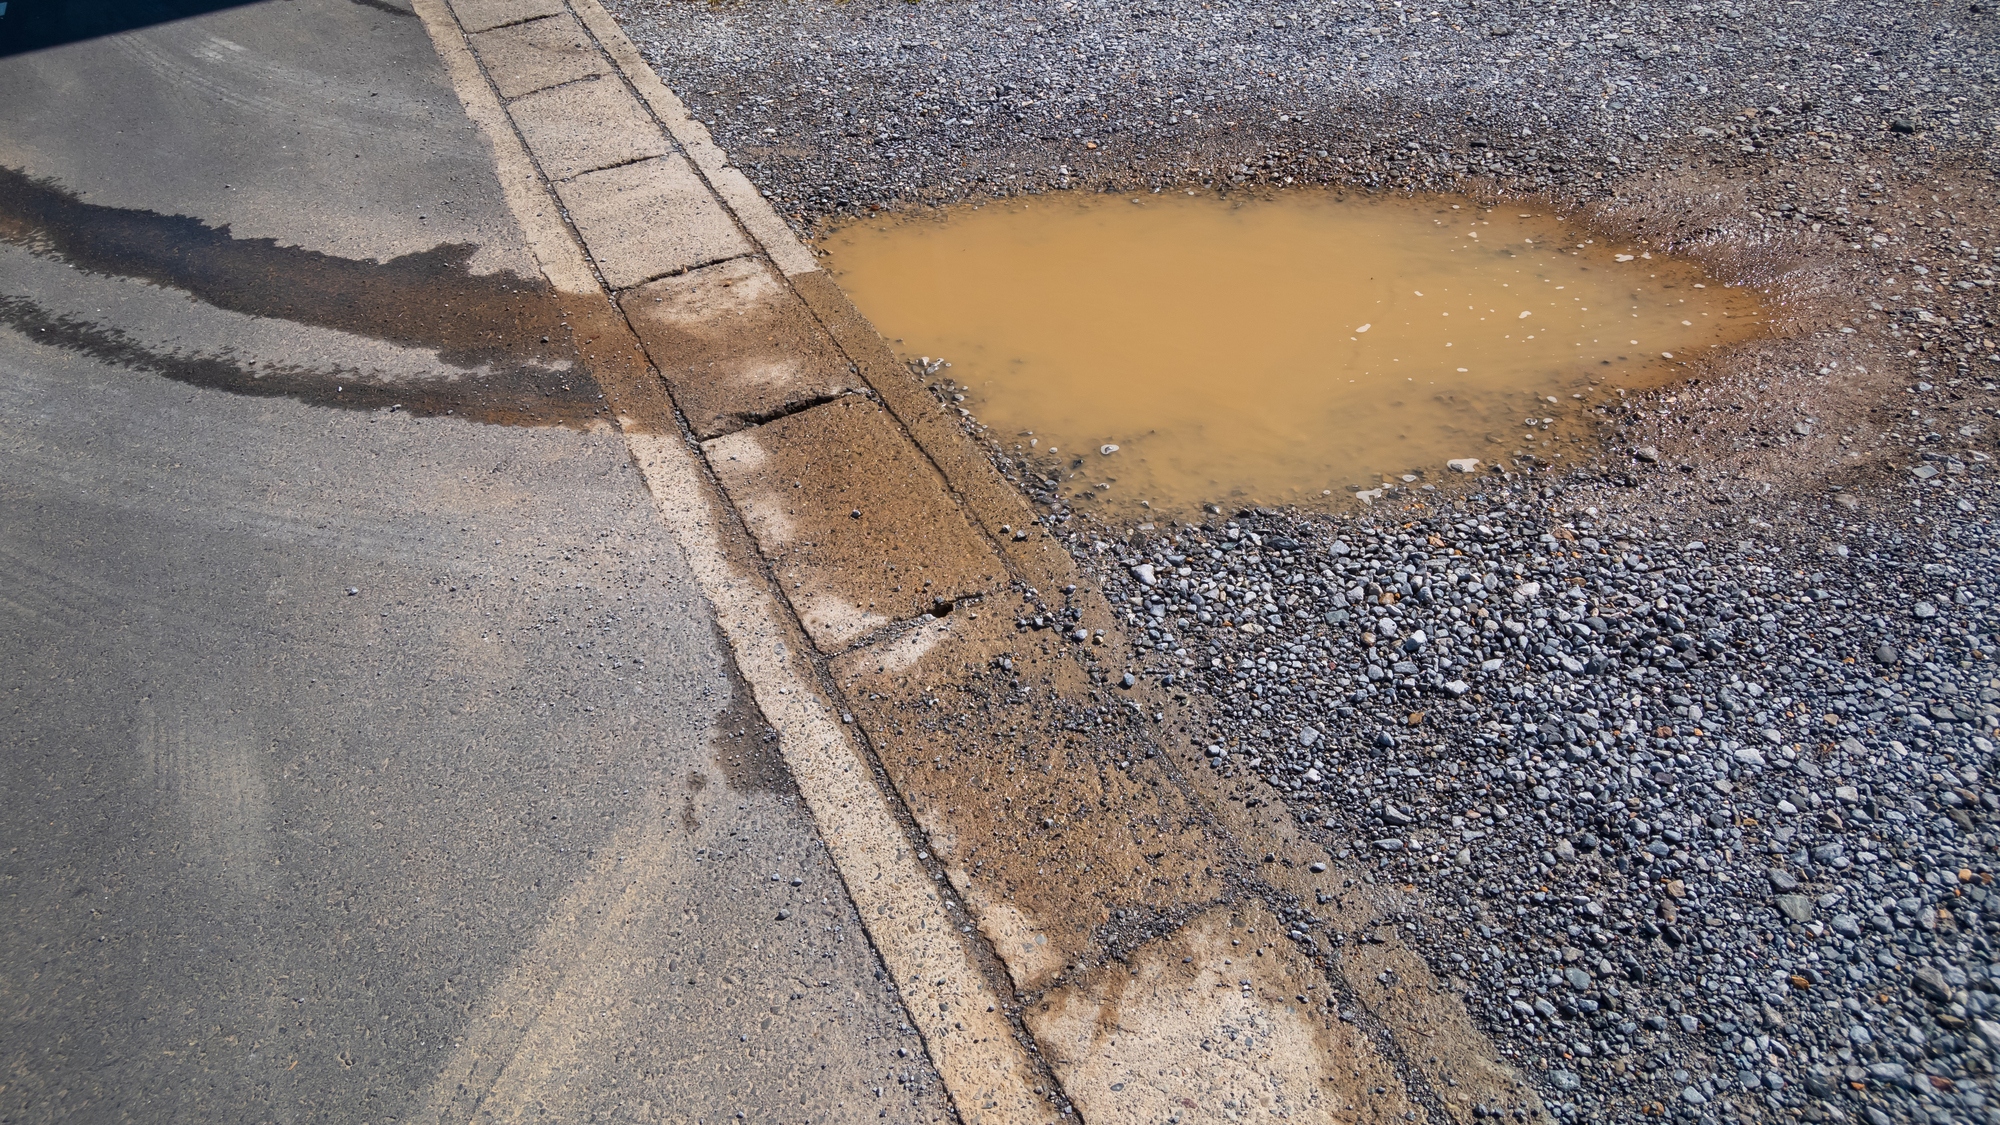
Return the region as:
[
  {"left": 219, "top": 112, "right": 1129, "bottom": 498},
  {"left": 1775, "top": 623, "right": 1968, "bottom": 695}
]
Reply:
[
  {"left": 1080, "top": 468, "right": 1998, "bottom": 1124},
  {"left": 603, "top": 1, "right": 2000, "bottom": 1120}
]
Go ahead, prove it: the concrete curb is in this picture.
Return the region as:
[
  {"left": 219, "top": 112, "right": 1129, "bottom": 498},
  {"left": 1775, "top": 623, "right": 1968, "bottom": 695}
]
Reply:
[{"left": 415, "top": 0, "right": 1068, "bottom": 1119}]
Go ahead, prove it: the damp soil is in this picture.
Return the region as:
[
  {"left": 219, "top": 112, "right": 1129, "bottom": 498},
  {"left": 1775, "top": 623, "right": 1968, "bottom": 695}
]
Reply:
[
  {"left": 825, "top": 188, "right": 1768, "bottom": 516},
  {"left": 0, "top": 166, "right": 608, "bottom": 427}
]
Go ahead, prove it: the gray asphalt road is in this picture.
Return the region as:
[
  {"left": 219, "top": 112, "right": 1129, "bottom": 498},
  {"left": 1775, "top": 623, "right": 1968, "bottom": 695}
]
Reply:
[{"left": 0, "top": 3, "right": 949, "bottom": 1121}]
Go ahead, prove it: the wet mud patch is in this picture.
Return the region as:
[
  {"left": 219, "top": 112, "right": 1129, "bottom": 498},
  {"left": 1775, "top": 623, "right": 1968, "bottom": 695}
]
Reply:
[{"left": 0, "top": 167, "right": 606, "bottom": 426}]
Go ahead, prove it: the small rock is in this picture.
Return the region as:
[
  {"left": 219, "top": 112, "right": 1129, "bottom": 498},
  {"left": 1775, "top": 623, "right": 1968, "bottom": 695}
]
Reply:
[
  {"left": 1768, "top": 869, "right": 1800, "bottom": 892},
  {"left": 1831, "top": 913, "right": 1862, "bottom": 939},
  {"left": 1100, "top": 444, "right": 1119, "bottom": 455},
  {"left": 1974, "top": 1018, "right": 2000, "bottom": 1051},
  {"left": 1551, "top": 1069, "right": 1581, "bottom": 1092},
  {"left": 1132, "top": 563, "right": 1157, "bottom": 586},
  {"left": 1775, "top": 895, "right": 1814, "bottom": 923},
  {"left": 1912, "top": 601, "right": 1937, "bottom": 619},
  {"left": 1374, "top": 838, "right": 1405, "bottom": 851},
  {"left": 1634, "top": 446, "right": 1660, "bottom": 463},
  {"left": 1120, "top": 672, "right": 1136, "bottom": 688},
  {"left": 1447, "top": 458, "right": 1481, "bottom": 473},
  {"left": 1874, "top": 643, "right": 1902, "bottom": 666},
  {"left": 1912, "top": 967, "right": 1952, "bottom": 1003}
]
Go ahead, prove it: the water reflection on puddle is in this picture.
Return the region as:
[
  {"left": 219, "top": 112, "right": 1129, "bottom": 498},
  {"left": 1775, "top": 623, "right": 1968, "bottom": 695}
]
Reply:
[{"left": 823, "top": 189, "right": 1768, "bottom": 516}]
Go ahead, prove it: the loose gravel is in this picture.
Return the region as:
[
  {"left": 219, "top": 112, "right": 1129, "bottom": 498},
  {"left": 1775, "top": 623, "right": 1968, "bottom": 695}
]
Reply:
[
  {"left": 609, "top": 0, "right": 1994, "bottom": 219},
  {"left": 1080, "top": 469, "right": 1998, "bottom": 1123},
  {"left": 601, "top": 0, "right": 2000, "bottom": 1119}
]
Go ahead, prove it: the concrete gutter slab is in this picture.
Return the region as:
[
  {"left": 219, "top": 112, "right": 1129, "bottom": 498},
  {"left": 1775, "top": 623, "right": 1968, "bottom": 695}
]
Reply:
[
  {"left": 449, "top": 0, "right": 564, "bottom": 34},
  {"left": 509, "top": 76, "right": 668, "bottom": 180},
  {"left": 552, "top": 155, "right": 749, "bottom": 289},
  {"left": 703, "top": 396, "right": 1002, "bottom": 651},
  {"left": 622, "top": 257, "right": 862, "bottom": 439},
  {"left": 1027, "top": 905, "right": 1420, "bottom": 1125},
  {"left": 830, "top": 610, "right": 1222, "bottom": 995},
  {"left": 469, "top": 13, "right": 609, "bottom": 99},
  {"left": 788, "top": 271, "right": 1079, "bottom": 595}
]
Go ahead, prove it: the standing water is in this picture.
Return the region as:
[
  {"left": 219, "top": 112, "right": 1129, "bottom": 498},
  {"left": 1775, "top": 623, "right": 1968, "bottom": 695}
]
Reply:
[{"left": 822, "top": 190, "right": 1767, "bottom": 516}]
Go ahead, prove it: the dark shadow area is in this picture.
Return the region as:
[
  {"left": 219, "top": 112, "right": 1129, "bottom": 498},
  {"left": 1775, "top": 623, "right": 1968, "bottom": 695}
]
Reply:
[{"left": 0, "top": 0, "right": 286, "bottom": 60}]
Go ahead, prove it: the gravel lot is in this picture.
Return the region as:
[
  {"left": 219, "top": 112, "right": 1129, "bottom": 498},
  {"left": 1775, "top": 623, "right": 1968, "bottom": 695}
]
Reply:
[
  {"left": 604, "top": 0, "right": 2000, "bottom": 1119},
  {"left": 1082, "top": 468, "right": 1999, "bottom": 1124},
  {"left": 610, "top": 0, "right": 1993, "bottom": 216}
]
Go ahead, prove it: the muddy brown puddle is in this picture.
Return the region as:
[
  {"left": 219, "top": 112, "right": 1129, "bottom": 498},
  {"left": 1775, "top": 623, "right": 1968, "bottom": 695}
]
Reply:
[{"left": 824, "top": 189, "right": 1769, "bottom": 516}]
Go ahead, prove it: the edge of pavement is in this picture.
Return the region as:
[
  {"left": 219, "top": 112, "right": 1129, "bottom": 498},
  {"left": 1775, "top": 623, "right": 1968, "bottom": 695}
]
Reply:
[
  {"left": 414, "top": 1, "right": 1538, "bottom": 1122},
  {"left": 410, "top": 0, "right": 1058, "bottom": 1120}
]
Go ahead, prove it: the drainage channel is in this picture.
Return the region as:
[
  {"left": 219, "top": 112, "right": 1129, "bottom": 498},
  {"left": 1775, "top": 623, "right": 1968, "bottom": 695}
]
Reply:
[{"left": 821, "top": 188, "right": 1770, "bottom": 518}]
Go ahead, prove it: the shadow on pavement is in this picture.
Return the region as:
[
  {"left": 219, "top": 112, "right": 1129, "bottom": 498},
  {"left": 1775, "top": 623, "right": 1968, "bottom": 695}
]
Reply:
[{"left": 0, "top": 0, "right": 333, "bottom": 60}]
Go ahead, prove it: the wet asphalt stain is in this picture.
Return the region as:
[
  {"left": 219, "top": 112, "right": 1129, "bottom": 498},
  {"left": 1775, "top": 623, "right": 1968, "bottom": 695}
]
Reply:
[
  {"left": 707, "top": 663, "right": 795, "bottom": 797},
  {"left": 348, "top": 0, "right": 417, "bottom": 16},
  {"left": 0, "top": 167, "right": 607, "bottom": 426},
  {"left": 0, "top": 296, "right": 608, "bottom": 426}
]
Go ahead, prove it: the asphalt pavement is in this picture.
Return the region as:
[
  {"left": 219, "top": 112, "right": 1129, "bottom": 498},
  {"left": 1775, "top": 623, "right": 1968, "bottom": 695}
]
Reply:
[{"left": 0, "top": 2, "right": 949, "bottom": 1121}]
